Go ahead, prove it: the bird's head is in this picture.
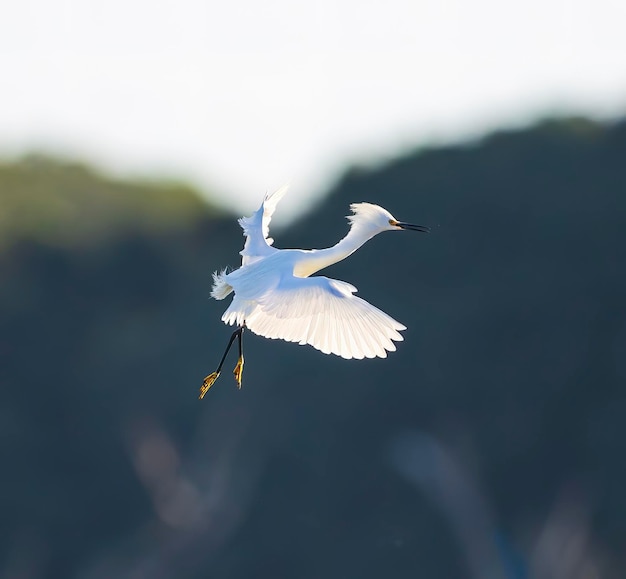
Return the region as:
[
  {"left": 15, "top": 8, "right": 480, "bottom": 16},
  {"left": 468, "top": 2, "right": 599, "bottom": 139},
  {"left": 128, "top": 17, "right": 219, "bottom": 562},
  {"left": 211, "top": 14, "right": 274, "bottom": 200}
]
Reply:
[{"left": 348, "top": 203, "right": 430, "bottom": 234}]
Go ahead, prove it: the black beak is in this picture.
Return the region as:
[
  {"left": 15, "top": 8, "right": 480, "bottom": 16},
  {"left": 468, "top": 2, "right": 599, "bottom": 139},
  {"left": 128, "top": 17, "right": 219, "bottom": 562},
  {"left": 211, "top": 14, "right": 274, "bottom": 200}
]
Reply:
[{"left": 396, "top": 221, "right": 430, "bottom": 233}]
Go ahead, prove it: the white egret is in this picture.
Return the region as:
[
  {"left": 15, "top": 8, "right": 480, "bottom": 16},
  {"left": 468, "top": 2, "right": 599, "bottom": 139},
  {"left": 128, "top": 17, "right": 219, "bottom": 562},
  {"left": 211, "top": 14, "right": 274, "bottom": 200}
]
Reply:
[{"left": 200, "top": 186, "right": 429, "bottom": 398}]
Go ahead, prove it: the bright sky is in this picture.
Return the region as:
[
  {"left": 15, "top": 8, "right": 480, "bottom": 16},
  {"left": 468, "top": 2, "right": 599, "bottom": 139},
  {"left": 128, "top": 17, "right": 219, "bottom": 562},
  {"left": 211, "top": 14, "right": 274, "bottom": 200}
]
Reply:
[{"left": 2, "top": 0, "right": 625, "bottom": 218}]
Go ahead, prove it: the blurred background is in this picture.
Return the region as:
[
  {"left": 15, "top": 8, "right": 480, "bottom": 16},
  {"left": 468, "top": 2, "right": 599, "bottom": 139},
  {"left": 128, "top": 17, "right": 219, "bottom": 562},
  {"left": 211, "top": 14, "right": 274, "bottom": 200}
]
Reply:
[{"left": 1, "top": 1, "right": 626, "bottom": 578}]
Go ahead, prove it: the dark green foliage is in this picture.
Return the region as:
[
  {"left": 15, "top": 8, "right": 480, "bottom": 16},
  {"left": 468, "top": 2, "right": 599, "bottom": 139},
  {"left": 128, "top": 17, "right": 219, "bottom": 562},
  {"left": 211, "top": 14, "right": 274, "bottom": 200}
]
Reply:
[
  {"left": 1, "top": 118, "right": 625, "bottom": 577},
  {"left": 0, "top": 155, "right": 218, "bottom": 250}
]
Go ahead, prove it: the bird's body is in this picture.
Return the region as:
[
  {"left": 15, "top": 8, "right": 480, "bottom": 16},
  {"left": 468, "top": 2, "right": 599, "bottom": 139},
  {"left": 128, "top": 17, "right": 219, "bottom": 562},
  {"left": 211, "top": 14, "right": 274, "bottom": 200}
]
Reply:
[{"left": 199, "top": 187, "right": 428, "bottom": 397}]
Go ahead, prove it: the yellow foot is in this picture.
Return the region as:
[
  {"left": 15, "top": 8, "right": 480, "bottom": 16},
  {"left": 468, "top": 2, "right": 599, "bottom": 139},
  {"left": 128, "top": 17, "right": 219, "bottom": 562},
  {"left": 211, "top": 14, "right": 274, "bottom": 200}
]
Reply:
[
  {"left": 199, "top": 371, "right": 220, "bottom": 399},
  {"left": 233, "top": 356, "right": 244, "bottom": 389}
]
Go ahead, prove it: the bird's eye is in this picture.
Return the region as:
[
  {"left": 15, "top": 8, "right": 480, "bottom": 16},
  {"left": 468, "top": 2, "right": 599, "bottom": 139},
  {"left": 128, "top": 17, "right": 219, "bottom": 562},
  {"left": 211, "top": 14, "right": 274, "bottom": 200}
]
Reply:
[{"left": 389, "top": 219, "right": 398, "bottom": 226}]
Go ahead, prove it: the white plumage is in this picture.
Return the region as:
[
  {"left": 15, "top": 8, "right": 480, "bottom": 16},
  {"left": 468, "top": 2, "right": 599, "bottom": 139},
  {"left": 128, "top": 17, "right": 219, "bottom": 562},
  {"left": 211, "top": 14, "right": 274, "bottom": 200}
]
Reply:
[{"left": 211, "top": 187, "right": 428, "bottom": 361}]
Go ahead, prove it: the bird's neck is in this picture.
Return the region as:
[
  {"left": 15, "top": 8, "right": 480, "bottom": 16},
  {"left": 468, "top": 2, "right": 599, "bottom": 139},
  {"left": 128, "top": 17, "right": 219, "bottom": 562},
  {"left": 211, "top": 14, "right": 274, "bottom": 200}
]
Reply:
[{"left": 294, "top": 224, "right": 380, "bottom": 277}]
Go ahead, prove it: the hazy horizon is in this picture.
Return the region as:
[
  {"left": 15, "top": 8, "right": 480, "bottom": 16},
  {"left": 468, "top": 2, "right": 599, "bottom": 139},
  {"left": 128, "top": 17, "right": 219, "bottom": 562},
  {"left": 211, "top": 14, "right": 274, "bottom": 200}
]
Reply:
[{"left": 2, "top": 0, "right": 626, "bottom": 219}]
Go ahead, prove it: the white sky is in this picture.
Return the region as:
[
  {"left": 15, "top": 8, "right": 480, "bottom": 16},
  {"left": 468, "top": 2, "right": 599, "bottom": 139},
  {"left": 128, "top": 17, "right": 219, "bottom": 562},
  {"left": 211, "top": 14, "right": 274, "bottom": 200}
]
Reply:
[{"left": 2, "top": 0, "right": 626, "bottom": 218}]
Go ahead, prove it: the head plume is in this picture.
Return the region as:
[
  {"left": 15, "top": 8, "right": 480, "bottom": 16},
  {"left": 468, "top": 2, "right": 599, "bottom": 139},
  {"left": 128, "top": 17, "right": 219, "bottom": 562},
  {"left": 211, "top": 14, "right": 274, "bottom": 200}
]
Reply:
[{"left": 347, "top": 203, "right": 397, "bottom": 230}]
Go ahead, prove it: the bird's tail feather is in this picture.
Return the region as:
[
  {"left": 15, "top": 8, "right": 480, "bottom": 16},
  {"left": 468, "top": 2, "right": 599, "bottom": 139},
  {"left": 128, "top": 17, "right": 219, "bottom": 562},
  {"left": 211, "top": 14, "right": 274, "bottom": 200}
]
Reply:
[{"left": 210, "top": 269, "right": 233, "bottom": 300}]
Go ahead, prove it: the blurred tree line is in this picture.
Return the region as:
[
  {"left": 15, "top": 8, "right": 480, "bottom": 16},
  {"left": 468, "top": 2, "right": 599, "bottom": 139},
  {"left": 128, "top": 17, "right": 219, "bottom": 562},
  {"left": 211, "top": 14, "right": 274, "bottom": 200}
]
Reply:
[{"left": 1, "top": 118, "right": 625, "bottom": 578}]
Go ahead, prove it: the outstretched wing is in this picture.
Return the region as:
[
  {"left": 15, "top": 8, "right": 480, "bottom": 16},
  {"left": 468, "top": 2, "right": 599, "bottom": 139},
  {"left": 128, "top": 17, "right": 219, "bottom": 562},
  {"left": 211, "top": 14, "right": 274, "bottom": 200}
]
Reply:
[
  {"left": 238, "top": 186, "right": 288, "bottom": 265},
  {"left": 222, "top": 275, "right": 406, "bottom": 359}
]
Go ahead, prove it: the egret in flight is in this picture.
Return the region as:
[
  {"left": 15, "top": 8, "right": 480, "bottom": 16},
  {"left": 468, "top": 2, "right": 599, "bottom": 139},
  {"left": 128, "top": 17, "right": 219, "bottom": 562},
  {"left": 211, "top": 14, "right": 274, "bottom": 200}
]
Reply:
[{"left": 199, "top": 187, "right": 429, "bottom": 398}]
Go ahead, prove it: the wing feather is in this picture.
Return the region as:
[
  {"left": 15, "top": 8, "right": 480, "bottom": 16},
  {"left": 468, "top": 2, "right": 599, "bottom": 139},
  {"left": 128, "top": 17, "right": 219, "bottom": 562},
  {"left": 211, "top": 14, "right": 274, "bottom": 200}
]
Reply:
[
  {"left": 238, "top": 186, "right": 288, "bottom": 265},
  {"left": 223, "top": 275, "right": 406, "bottom": 359}
]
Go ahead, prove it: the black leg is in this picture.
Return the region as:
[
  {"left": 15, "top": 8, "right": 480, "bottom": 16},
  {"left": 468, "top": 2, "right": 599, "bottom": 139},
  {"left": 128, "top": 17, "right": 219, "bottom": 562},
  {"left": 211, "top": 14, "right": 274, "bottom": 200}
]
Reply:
[
  {"left": 216, "top": 328, "right": 241, "bottom": 374},
  {"left": 233, "top": 326, "right": 245, "bottom": 389},
  {"left": 199, "top": 327, "right": 243, "bottom": 399}
]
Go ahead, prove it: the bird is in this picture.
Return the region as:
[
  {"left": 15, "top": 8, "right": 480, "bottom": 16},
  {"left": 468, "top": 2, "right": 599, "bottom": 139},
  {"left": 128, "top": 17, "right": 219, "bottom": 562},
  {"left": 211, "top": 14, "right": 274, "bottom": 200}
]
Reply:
[{"left": 199, "top": 186, "right": 429, "bottom": 398}]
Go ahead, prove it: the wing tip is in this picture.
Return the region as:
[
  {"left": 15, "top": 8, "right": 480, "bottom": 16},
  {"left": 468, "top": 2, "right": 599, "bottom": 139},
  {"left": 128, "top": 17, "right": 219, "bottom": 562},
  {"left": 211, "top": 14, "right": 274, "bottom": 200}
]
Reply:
[{"left": 264, "top": 184, "right": 289, "bottom": 206}]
